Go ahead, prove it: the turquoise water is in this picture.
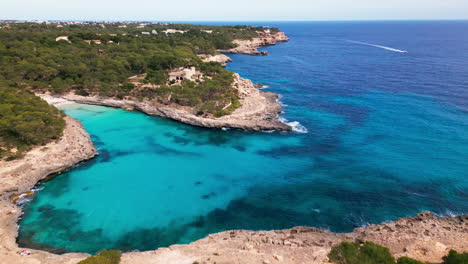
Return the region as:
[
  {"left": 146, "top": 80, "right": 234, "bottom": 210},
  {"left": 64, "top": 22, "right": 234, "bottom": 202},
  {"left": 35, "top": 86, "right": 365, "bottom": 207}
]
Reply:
[{"left": 18, "top": 21, "right": 468, "bottom": 253}]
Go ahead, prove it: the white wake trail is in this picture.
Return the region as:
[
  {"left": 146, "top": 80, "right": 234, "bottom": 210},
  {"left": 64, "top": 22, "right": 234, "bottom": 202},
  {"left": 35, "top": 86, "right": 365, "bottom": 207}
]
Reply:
[{"left": 347, "top": 40, "right": 408, "bottom": 53}]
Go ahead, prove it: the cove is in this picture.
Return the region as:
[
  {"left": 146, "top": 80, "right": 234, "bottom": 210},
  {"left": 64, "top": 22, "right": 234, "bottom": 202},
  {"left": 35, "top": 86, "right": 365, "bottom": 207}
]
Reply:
[{"left": 18, "top": 21, "right": 468, "bottom": 254}]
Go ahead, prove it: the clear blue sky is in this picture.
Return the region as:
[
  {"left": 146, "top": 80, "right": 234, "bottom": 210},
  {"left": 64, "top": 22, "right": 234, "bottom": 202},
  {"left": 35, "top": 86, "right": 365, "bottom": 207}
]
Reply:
[{"left": 2, "top": 0, "right": 468, "bottom": 21}]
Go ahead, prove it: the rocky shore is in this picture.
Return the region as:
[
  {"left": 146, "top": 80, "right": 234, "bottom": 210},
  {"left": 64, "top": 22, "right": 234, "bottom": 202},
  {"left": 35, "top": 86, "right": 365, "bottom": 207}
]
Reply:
[
  {"left": 219, "top": 30, "right": 289, "bottom": 55},
  {"left": 0, "top": 116, "right": 97, "bottom": 264},
  {"left": 40, "top": 74, "right": 291, "bottom": 131},
  {"left": 120, "top": 212, "right": 467, "bottom": 264},
  {"left": 199, "top": 54, "right": 233, "bottom": 66}
]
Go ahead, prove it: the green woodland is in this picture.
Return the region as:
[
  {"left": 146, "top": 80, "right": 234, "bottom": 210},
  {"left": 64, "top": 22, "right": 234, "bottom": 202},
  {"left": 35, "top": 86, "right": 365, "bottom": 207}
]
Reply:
[
  {"left": 0, "top": 22, "right": 272, "bottom": 158},
  {"left": 0, "top": 87, "right": 65, "bottom": 159}
]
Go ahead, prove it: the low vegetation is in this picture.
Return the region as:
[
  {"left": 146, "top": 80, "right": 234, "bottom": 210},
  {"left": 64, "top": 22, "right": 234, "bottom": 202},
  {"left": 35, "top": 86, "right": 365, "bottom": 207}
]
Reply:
[
  {"left": 328, "top": 242, "right": 467, "bottom": 264},
  {"left": 77, "top": 249, "right": 121, "bottom": 264},
  {"left": 0, "top": 87, "right": 65, "bottom": 159}
]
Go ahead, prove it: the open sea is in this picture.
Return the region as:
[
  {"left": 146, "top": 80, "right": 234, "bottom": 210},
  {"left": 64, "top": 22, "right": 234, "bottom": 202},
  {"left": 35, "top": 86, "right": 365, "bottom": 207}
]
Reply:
[{"left": 18, "top": 21, "right": 468, "bottom": 253}]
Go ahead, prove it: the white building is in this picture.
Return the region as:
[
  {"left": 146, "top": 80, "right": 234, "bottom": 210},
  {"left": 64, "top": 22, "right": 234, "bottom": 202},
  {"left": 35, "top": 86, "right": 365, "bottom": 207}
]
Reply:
[
  {"left": 163, "top": 29, "right": 187, "bottom": 34},
  {"left": 168, "top": 67, "right": 203, "bottom": 82},
  {"left": 55, "top": 36, "right": 71, "bottom": 43}
]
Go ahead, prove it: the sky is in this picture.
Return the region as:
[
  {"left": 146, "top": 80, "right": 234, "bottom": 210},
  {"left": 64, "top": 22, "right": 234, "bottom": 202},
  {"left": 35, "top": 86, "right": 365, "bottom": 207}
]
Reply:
[{"left": 2, "top": 0, "right": 468, "bottom": 21}]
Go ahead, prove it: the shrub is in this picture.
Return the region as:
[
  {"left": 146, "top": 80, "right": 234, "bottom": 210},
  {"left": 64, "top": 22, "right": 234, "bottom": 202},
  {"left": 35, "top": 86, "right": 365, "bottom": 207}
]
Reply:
[
  {"left": 397, "top": 257, "right": 425, "bottom": 264},
  {"left": 78, "top": 249, "right": 121, "bottom": 264},
  {"left": 328, "top": 241, "right": 395, "bottom": 264},
  {"left": 443, "top": 250, "right": 468, "bottom": 264},
  {"left": 329, "top": 242, "right": 467, "bottom": 264}
]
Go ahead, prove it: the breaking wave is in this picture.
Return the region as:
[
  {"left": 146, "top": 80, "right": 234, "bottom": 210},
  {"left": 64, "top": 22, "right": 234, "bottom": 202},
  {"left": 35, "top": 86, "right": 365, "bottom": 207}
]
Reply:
[
  {"left": 347, "top": 40, "right": 408, "bottom": 53},
  {"left": 279, "top": 117, "right": 308, "bottom": 133}
]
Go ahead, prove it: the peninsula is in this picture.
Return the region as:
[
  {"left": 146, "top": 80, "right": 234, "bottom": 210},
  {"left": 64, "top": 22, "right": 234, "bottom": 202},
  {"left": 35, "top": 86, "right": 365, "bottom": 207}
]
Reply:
[{"left": 0, "top": 21, "right": 291, "bottom": 132}]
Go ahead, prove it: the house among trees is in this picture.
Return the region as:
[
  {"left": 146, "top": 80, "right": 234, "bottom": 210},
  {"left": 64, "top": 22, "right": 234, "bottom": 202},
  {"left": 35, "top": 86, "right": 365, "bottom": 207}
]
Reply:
[
  {"left": 169, "top": 67, "right": 203, "bottom": 83},
  {"left": 163, "top": 29, "right": 187, "bottom": 34},
  {"left": 55, "top": 36, "right": 71, "bottom": 43},
  {"left": 84, "top": 40, "right": 102, "bottom": 44}
]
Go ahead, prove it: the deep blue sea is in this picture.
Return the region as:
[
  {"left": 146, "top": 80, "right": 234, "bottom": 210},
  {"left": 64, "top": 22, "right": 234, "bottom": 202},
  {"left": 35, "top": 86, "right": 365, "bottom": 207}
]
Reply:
[{"left": 18, "top": 21, "right": 468, "bottom": 254}]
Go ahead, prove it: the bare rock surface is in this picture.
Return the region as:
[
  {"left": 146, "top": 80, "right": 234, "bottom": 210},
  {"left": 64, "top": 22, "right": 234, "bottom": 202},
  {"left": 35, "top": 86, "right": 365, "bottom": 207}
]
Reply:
[
  {"left": 219, "top": 31, "right": 289, "bottom": 55},
  {"left": 119, "top": 212, "right": 467, "bottom": 264},
  {"left": 199, "top": 54, "right": 233, "bottom": 66}
]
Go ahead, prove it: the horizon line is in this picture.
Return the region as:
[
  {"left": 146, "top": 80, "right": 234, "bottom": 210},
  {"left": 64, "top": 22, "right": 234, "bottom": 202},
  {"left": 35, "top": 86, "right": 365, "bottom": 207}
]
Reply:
[{"left": 1, "top": 19, "right": 468, "bottom": 23}]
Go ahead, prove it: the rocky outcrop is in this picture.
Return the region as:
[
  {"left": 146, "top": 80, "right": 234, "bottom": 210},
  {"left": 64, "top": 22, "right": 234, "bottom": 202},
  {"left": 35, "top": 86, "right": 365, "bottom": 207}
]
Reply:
[
  {"left": 40, "top": 74, "right": 291, "bottom": 131},
  {"left": 120, "top": 212, "right": 467, "bottom": 264},
  {"left": 0, "top": 116, "right": 97, "bottom": 264},
  {"left": 219, "top": 30, "right": 289, "bottom": 55},
  {"left": 199, "top": 54, "right": 233, "bottom": 66}
]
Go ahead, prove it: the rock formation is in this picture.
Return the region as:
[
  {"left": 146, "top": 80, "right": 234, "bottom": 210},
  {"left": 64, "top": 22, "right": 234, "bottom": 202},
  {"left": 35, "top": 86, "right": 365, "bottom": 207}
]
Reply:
[
  {"left": 40, "top": 74, "right": 291, "bottom": 131},
  {"left": 219, "top": 31, "right": 289, "bottom": 55},
  {"left": 0, "top": 116, "right": 97, "bottom": 264}
]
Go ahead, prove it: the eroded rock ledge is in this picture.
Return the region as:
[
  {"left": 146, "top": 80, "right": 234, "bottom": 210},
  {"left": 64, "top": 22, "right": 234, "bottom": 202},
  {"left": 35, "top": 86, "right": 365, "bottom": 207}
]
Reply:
[
  {"left": 0, "top": 116, "right": 97, "bottom": 264},
  {"left": 219, "top": 31, "right": 289, "bottom": 55},
  {"left": 120, "top": 212, "right": 467, "bottom": 264},
  {"left": 40, "top": 74, "right": 291, "bottom": 131}
]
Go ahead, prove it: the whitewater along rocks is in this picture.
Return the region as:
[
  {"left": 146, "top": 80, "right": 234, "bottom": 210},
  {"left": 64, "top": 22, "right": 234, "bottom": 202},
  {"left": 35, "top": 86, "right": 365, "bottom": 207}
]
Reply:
[
  {"left": 219, "top": 30, "right": 289, "bottom": 55},
  {"left": 40, "top": 74, "right": 291, "bottom": 131},
  {"left": 0, "top": 116, "right": 97, "bottom": 264}
]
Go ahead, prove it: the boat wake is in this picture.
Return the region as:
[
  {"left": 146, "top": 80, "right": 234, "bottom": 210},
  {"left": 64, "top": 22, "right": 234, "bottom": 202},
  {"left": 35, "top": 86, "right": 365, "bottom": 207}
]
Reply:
[
  {"left": 279, "top": 117, "right": 308, "bottom": 133},
  {"left": 347, "top": 40, "right": 408, "bottom": 53}
]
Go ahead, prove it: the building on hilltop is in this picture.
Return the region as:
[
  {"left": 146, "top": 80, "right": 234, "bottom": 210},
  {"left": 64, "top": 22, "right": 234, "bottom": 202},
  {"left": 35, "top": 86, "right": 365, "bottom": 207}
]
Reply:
[
  {"left": 84, "top": 40, "right": 102, "bottom": 45},
  {"left": 163, "top": 29, "right": 187, "bottom": 34},
  {"left": 55, "top": 36, "right": 71, "bottom": 43},
  {"left": 168, "top": 67, "right": 203, "bottom": 83}
]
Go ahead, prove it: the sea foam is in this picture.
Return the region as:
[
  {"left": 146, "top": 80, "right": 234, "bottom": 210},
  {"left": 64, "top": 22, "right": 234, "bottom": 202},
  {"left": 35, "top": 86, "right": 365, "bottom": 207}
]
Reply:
[{"left": 279, "top": 117, "right": 308, "bottom": 133}]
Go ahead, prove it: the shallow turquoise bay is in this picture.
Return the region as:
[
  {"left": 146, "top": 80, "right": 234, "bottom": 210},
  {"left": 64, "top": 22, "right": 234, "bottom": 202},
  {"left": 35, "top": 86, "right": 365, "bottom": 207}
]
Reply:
[{"left": 18, "top": 21, "right": 468, "bottom": 253}]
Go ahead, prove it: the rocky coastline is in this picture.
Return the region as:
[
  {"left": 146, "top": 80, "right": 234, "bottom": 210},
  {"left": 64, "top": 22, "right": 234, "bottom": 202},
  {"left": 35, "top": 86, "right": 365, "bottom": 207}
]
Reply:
[
  {"left": 40, "top": 73, "right": 291, "bottom": 131},
  {"left": 219, "top": 31, "right": 289, "bottom": 55},
  {"left": 120, "top": 212, "right": 467, "bottom": 264},
  {"left": 0, "top": 116, "right": 97, "bottom": 264},
  {"left": 39, "top": 31, "right": 291, "bottom": 132}
]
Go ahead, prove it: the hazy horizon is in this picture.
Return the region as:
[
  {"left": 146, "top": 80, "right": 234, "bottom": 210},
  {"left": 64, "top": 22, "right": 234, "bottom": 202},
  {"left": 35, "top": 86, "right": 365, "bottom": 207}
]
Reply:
[{"left": 2, "top": 0, "right": 468, "bottom": 21}]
